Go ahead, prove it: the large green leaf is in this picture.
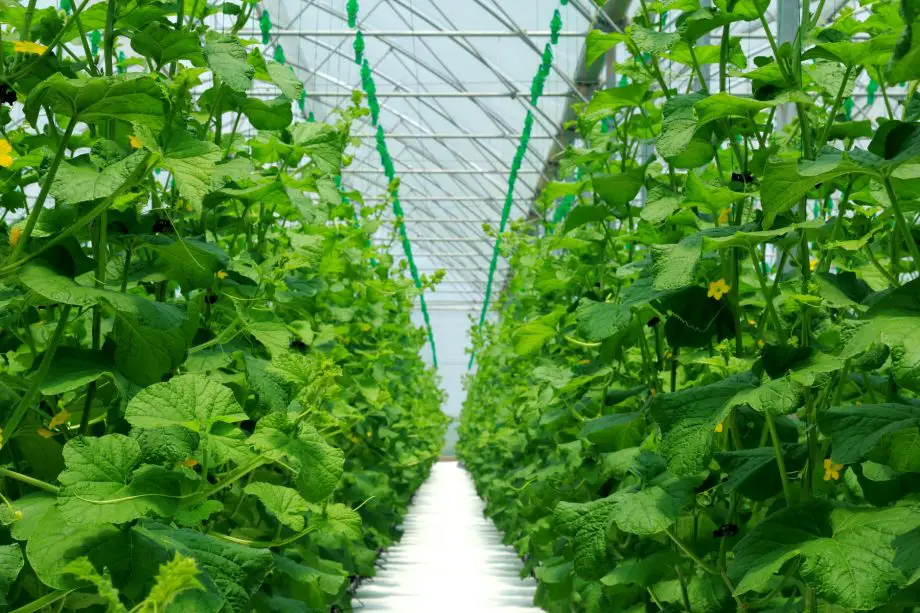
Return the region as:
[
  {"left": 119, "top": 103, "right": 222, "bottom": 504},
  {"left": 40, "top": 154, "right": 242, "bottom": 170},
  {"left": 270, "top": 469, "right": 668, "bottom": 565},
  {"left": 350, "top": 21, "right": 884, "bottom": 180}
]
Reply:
[
  {"left": 576, "top": 299, "right": 632, "bottom": 342},
  {"left": 125, "top": 374, "right": 248, "bottom": 434},
  {"left": 650, "top": 372, "right": 759, "bottom": 475},
  {"left": 130, "top": 23, "right": 203, "bottom": 66},
  {"left": 203, "top": 32, "right": 254, "bottom": 93},
  {"left": 512, "top": 321, "right": 556, "bottom": 355},
  {"left": 24, "top": 74, "right": 168, "bottom": 128},
  {"left": 50, "top": 150, "right": 149, "bottom": 205},
  {"left": 729, "top": 501, "right": 920, "bottom": 609},
  {"left": 290, "top": 122, "right": 343, "bottom": 175},
  {"left": 57, "top": 434, "right": 182, "bottom": 525},
  {"left": 244, "top": 482, "right": 311, "bottom": 531},
  {"left": 610, "top": 472, "right": 698, "bottom": 535},
  {"left": 820, "top": 403, "right": 920, "bottom": 471},
  {"left": 0, "top": 544, "right": 23, "bottom": 606},
  {"left": 242, "top": 97, "right": 293, "bottom": 130},
  {"left": 132, "top": 521, "right": 273, "bottom": 613},
  {"left": 249, "top": 412, "right": 344, "bottom": 502}
]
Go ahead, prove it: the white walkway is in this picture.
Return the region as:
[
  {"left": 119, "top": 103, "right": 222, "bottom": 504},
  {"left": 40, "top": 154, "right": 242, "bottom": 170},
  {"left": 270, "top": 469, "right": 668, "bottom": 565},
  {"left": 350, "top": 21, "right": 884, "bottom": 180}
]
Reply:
[{"left": 353, "top": 461, "right": 540, "bottom": 612}]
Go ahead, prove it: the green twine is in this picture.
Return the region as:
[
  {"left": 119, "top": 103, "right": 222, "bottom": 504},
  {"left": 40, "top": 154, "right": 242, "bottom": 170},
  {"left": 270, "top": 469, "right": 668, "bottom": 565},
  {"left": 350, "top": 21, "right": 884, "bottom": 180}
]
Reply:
[
  {"left": 89, "top": 30, "right": 101, "bottom": 55},
  {"left": 259, "top": 11, "right": 272, "bottom": 45},
  {"left": 347, "top": 0, "right": 359, "bottom": 28},
  {"left": 550, "top": 10, "right": 562, "bottom": 44},
  {"left": 866, "top": 78, "right": 878, "bottom": 105},
  {"left": 273, "top": 44, "right": 286, "bottom": 64},
  {"left": 361, "top": 60, "right": 380, "bottom": 125},
  {"left": 61, "top": 0, "right": 72, "bottom": 15},
  {"left": 470, "top": 2, "right": 568, "bottom": 370},
  {"left": 116, "top": 51, "right": 126, "bottom": 74},
  {"left": 298, "top": 89, "right": 306, "bottom": 112},
  {"left": 843, "top": 97, "right": 854, "bottom": 120},
  {"left": 350, "top": 12, "right": 438, "bottom": 367},
  {"left": 619, "top": 74, "right": 629, "bottom": 87},
  {"left": 353, "top": 30, "right": 365, "bottom": 65},
  {"left": 308, "top": 111, "right": 315, "bottom": 122}
]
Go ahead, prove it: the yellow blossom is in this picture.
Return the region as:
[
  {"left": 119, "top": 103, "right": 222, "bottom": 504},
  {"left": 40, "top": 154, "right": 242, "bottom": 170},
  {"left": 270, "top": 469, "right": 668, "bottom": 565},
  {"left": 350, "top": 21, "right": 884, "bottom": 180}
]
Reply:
[
  {"left": 366, "top": 431, "right": 372, "bottom": 438},
  {"left": 757, "top": 339, "right": 765, "bottom": 348},
  {"left": 182, "top": 458, "right": 198, "bottom": 468},
  {"left": 578, "top": 359, "right": 590, "bottom": 365},
  {"left": 650, "top": 388, "right": 657, "bottom": 397},
  {"left": 129, "top": 135, "right": 141, "bottom": 149},
  {"left": 809, "top": 258, "right": 817, "bottom": 272},
  {"left": 748, "top": 319, "right": 757, "bottom": 326},
  {"left": 718, "top": 208, "right": 731, "bottom": 225},
  {"left": 8, "top": 225, "right": 21, "bottom": 247},
  {"left": 0, "top": 139, "right": 14, "bottom": 168},
  {"left": 186, "top": 203, "right": 194, "bottom": 212},
  {"left": 707, "top": 279, "right": 731, "bottom": 301},
  {"left": 49, "top": 409, "right": 70, "bottom": 429},
  {"left": 216, "top": 271, "right": 228, "bottom": 280},
  {"left": 823, "top": 458, "right": 844, "bottom": 481},
  {"left": 36, "top": 427, "right": 53, "bottom": 438},
  {"left": 714, "top": 422, "right": 724, "bottom": 433},
  {"left": 14, "top": 40, "right": 47, "bottom": 55}
]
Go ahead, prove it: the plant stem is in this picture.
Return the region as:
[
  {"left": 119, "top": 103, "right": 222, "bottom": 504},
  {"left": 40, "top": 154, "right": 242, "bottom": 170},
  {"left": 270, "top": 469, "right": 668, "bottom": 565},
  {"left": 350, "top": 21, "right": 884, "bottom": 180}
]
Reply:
[
  {"left": 749, "top": 248, "right": 786, "bottom": 343},
  {"left": 883, "top": 174, "right": 920, "bottom": 275},
  {"left": 766, "top": 410, "right": 794, "bottom": 506},
  {"left": 7, "top": 119, "right": 77, "bottom": 261},
  {"left": 2, "top": 305, "right": 73, "bottom": 444},
  {"left": 665, "top": 528, "right": 720, "bottom": 575},
  {"left": 816, "top": 64, "right": 853, "bottom": 148},
  {"left": 9, "top": 590, "right": 76, "bottom": 613},
  {"left": 0, "top": 467, "right": 60, "bottom": 494}
]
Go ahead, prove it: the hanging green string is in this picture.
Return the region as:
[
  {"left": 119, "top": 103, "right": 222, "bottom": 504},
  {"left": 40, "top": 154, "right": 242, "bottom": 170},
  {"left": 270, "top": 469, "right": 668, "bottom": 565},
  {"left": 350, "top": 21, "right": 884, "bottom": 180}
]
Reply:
[
  {"left": 298, "top": 88, "right": 307, "bottom": 112},
  {"left": 89, "top": 30, "right": 101, "bottom": 55},
  {"left": 273, "top": 44, "right": 286, "bottom": 65},
  {"left": 843, "top": 97, "right": 854, "bottom": 120},
  {"left": 361, "top": 59, "right": 380, "bottom": 125},
  {"left": 550, "top": 10, "right": 562, "bottom": 44},
  {"left": 619, "top": 74, "right": 629, "bottom": 87},
  {"left": 349, "top": 0, "right": 438, "bottom": 367},
  {"left": 308, "top": 111, "right": 315, "bottom": 122},
  {"left": 353, "top": 30, "right": 365, "bottom": 65},
  {"left": 347, "top": 0, "right": 359, "bottom": 28},
  {"left": 61, "top": 0, "right": 72, "bottom": 15},
  {"left": 866, "top": 78, "right": 878, "bottom": 105},
  {"left": 470, "top": 2, "right": 568, "bottom": 370},
  {"left": 259, "top": 11, "right": 272, "bottom": 45},
  {"left": 116, "top": 51, "right": 126, "bottom": 74}
]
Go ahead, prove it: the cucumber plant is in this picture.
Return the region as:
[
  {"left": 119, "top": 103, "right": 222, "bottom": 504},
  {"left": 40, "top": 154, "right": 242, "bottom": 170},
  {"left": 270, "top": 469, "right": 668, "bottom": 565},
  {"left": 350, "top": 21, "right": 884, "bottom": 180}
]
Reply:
[
  {"left": 0, "top": 0, "right": 447, "bottom": 610},
  {"left": 460, "top": 0, "right": 920, "bottom": 611}
]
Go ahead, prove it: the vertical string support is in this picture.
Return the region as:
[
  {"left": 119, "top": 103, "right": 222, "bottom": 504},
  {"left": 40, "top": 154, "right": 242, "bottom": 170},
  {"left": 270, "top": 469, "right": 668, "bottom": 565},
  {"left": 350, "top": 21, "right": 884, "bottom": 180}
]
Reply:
[
  {"left": 468, "top": 2, "right": 567, "bottom": 370},
  {"left": 348, "top": 0, "right": 438, "bottom": 368}
]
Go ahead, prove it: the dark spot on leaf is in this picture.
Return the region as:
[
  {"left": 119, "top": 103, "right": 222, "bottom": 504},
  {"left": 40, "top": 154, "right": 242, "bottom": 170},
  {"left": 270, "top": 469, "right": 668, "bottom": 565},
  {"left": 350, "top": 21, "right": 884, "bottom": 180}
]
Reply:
[
  {"left": 289, "top": 339, "right": 307, "bottom": 352},
  {"left": 713, "top": 523, "right": 739, "bottom": 538},
  {"left": 152, "top": 218, "right": 174, "bottom": 234},
  {"left": 646, "top": 316, "right": 660, "bottom": 327}
]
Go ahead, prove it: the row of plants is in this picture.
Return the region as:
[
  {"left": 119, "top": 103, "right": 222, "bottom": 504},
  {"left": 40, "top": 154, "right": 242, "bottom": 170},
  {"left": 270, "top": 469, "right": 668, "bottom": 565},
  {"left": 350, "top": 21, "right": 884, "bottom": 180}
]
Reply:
[
  {"left": 0, "top": 0, "right": 448, "bottom": 610},
  {"left": 459, "top": 0, "right": 920, "bottom": 611}
]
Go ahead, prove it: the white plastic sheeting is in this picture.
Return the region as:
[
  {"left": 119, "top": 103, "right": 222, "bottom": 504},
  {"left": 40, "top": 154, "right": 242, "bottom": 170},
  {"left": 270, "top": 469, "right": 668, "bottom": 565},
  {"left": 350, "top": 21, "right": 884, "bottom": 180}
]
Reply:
[{"left": 353, "top": 461, "right": 539, "bottom": 612}]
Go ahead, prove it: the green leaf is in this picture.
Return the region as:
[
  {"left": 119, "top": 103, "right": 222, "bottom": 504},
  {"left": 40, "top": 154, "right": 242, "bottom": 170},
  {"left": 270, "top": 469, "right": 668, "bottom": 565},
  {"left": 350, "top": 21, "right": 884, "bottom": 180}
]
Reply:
[
  {"left": 600, "top": 550, "right": 683, "bottom": 587},
  {"left": 593, "top": 172, "right": 644, "bottom": 208},
  {"left": 716, "top": 445, "right": 808, "bottom": 500},
  {"left": 41, "top": 347, "right": 123, "bottom": 395},
  {"left": 203, "top": 32, "right": 254, "bottom": 93},
  {"left": 820, "top": 403, "right": 920, "bottom": 471},
  {"left": 125, "top": 374, "right": 249, "bottom": 435},
  {"left": 729, "top": 501, "right": 920, "bottom": 609},
  {"left": 290, "top": 122, "right": 343, "bottom": 175},
  {"left": 130, "top": 23, "right": 203, "bottom": 66},
  {"left": 887, "top": 1, "right": 920, "bottom": 83},
  {"left": 58, "top": 434, "right": 182, "bottom": 525},
  {"left": 244, "top": 482, "right": 311, "bottom": 531},
  {"left": 156, "top": 128, "right": 221, "bottom": 208},
  {"left": 50, "top": 150, "right": 149, "bottom": 205},
  {"left": 24, "top": 74, "right": 168, "bottom": 129},
  {"left": 584, "top": 29, "right": 627, "bottom": 67},
  {"left": 249, "top": 412, "right": 344, "bottom": 502},
  {"left": 576, "top": 299, "right": 632, "bottom": 342},
  {"left": 266, "top": 62, "right": 304, "bottom": 100},
  {"left": 726, "top": 376, "right": 805, "bottom": 415},
  {"left": 610, "top": 472, "right": 698, "bottom": 535},
  {"left": 657, "top": 92, "right": 707, "bottom": 158},
  {"left": 271, "top": 553, "right": 347, "bottom": 595},
  {"left": 0, "top": 544, "right": 23, "bottom": 606},
  {"left": 140, "top": 553, "right": 206, "bottom": 611},
  {"left": 552, "top": 496, "right": 617, "bottom": 580},
  {"left": 242, "top": 97, "right": 293, "bottom": 130},
  {"left": 630, "top": 25, "right": 680, "bottom": 53},
  {"left": 581, "top": 82, "right": 650, "bottom": 124},
  {"left": 143, "top": 235, "right": 228, "bottom": 290},
  {"left": 512, "top": 321, "right": 555, "bottom": 355},
  {"left": 132, "top": 521, "right": 273, "bottom": 613},
  {"left": 309, "top": 503, "right": 362, "bottom": 540},
  {"left": 27, "top": 508, "right": 127, "bottom": 589},
  {"left": 651, "top": 372, "right": 759, "bottom": 475},
  {"left": 761, "top": 151, "right": 872, "bottom": 228},
  {"left": 563, "top": 205, "right": 611, "bottom": 234}
]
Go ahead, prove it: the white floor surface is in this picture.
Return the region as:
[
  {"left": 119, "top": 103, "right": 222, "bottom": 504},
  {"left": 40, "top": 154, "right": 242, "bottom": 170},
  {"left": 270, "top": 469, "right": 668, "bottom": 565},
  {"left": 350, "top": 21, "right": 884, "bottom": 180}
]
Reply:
[{"left": 352, "top": 461, "right": 540, "bottom": 612}]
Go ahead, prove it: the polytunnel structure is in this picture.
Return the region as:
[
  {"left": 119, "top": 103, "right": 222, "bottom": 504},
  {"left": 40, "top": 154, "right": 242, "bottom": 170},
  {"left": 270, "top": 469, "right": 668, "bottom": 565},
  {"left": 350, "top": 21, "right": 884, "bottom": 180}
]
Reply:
[{"left": 0, "top": 0, "right": 918, "bottom": 610}]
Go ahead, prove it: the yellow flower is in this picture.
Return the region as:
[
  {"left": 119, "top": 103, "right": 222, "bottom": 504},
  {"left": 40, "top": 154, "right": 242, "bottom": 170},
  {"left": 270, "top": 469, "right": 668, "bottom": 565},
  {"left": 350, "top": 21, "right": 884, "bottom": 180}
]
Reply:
[
  {"left": 707, "top": 279, "right": 731, "bottom": 301},
  {"left": 36, "top": 427, "right": 53, "bottom": 438},
  {"left": 809, "top": 258, "right": 817, "bottom": 272},
  {"left": 216, "top": 271, "right": 228, "bottom": 280},
  {"left": 0, "top": 139, "right": 14, "bottom": 168},
  {"left": 757, "top": 339, "right": 765, "bottom": 348},
  {"left": 14, "top": 40, "right": 47, "bottom": 55},
  {"left": 182, "top": 458, "right": 198, "bottom": 468},
  {"left": 366, "top": 431, "right": 372, "bottom": 438},
  {"left": 718, "top": 208, "right": 731, "bottom": 225},
  {"left": 49, "top": 409, "right": 70, "bottom": 429},
  {"left": 714, "top": 422, "right": 724, "bottom": 433},
  {"left": 349, "top": 434, "right": 360, "bottom": 443},
  {"left": 129, "top": 135, "right": 141, "bottom": 149},
  {"left": 823, "top": 458, "right": 844, "bottom": 481},
  {"left": 8, "top": 225, "right": 21, "bottom": 247},
  {"left": 577, "top": 359, "right": 590, "bottom": 365},
  {"left": 748, "top": 319, "right": 757, "bottom": 326},
  {"left": 185, "top": 203, "right": 194, "bottom": 212},
  {"left": 650, "top": 388, "right": 657, "bottom": 397}
]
